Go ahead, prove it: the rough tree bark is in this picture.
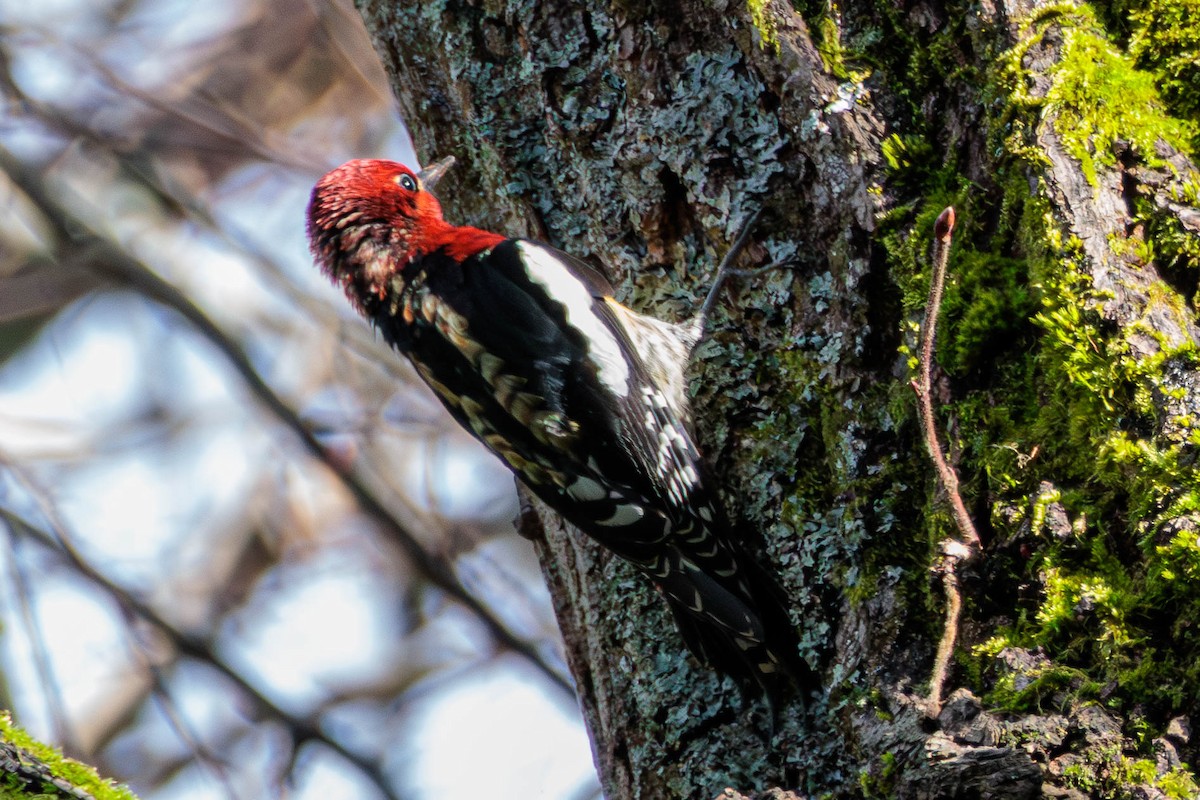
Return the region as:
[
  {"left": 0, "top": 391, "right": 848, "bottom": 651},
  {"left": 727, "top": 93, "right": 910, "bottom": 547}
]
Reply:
[{"left": 355, "top": 0, "right": 1200, "bottom": 797}]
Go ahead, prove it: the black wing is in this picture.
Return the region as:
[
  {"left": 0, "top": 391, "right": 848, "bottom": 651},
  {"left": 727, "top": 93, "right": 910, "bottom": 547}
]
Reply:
[
  {"left": 374, "top": 237, "right": 811, "bottom": 699},
  {"left": 378, "top": 239, "right": 696, "bottom": 546}
]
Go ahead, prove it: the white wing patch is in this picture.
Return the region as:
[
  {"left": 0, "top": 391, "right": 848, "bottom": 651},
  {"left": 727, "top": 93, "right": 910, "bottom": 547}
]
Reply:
[
  {"left": 516, "top": 241, "right": 630, "bottom": 397},
  {"left": 566, "top": 476, "right": 607, "bottom": 501},
  {"left": 595, "top": 503, "right": 645, "bottom": 527}
]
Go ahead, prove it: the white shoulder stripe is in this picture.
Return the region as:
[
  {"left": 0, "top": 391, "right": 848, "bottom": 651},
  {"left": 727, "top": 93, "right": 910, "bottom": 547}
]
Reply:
[{"left": 516, "top": 241, "right": 630, "bottom": 397}]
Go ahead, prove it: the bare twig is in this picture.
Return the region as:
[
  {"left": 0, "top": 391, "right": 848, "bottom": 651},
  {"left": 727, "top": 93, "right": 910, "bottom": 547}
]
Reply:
[
  {"left": 910, "top": 207, "right": 981, "bottom": 716},
  {"left": 14, "top": 27, "right": 323, "bottom": 172},
  {"left": 121, "top": 603, "right": 245, "bottom": 800},
  {"left": 697, "top": 208, "right": 763, "bottom": 329},
  {"left": 914, "top": 208, "right": 980, "bottom": 552},
  {"left": 0, "top": 35, "right": 416, "bottom": 404},
  {"left": 695, "top": 209, "right": 801, "bottom": 345},
  {"left": 147, "top": 672, "right": 245, "bottom": 800}
]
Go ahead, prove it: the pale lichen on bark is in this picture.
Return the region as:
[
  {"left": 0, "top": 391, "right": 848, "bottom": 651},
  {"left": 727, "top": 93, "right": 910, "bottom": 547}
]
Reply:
[{"left": 355, "top": 2, "right": 891, "bottom": 795}]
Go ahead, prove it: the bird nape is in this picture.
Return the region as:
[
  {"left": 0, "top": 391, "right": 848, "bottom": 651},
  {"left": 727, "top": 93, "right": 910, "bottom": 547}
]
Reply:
[{"left": 306, "top": 155, "right": 814, "bottom": 707}]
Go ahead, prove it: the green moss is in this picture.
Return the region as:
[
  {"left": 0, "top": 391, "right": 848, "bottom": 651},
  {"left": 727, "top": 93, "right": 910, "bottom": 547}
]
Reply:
[
  {"left": 1062, "top": 762, "right": 1099, "bottom": 792},
  {"left": 1061, "top": 747, "right": 1200, "bottom": 800},
  {"left": 987, "top": 660, "right": 1102, "bottom": 714},
  {"left": 866, "top": 0, "right": 1200, "bottom": 769},
  {"left": 1129, "top": 0, "right": 1200, "bottom": 122},
  {"left": 1095, "top": 0, "right": 1200, "bottom": 126},
  {"left": 0, "top": 713, "right": 138, "bottom": 800},
  {"left": 939, "top": 251, "right": 1037, "bottom": 377},
  {"left": 858, "top": 751, "right": 898, "bottom": 798},
  {"left": 1004, "top": 6, "right": 1196, "bottom": 186},
  {"left": 1158, "top": 766, "right": 1200, "bottom": 800},
  {"left": 966, "top": 9, "right": 1200, "bottom": 748},
  {"left": 747, "top": 0, "right": 780, "bottom": 53},
  {"left": 1143, "top": 178, "right": 1200, "bottom": 308},
  {"left": 1035, "top": 562, "right": 1140, "bottom": 659},
  {"left": 790, "top": 0, "right": 875, "bottom": 80}
]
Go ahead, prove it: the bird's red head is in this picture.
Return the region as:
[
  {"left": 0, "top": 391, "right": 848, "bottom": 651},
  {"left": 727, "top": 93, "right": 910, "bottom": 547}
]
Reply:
[{"left": 306, "top": 159, "right": 449, "bottom": 313}]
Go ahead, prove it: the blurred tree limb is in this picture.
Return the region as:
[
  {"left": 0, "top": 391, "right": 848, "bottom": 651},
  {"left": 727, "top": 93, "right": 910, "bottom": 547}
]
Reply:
[
  {"left": 0, "top": 134, "right": 573, "bottom": 797},
  {"left": 0, "top": 144, "right": 572, "bottom": 700},
  {"left": 0, "top": 459, "right": 404, "bottom": 800}
]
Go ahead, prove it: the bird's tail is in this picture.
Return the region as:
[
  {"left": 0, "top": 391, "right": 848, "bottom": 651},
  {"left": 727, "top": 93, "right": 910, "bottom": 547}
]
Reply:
[{"left": 652, "top": 543, "right": 817, "bottom": 706}]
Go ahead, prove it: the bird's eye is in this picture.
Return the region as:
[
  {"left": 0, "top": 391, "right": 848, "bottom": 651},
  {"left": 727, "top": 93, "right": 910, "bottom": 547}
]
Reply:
[{"left": 396, "top": 173, "right": 418, "bottom": 192}]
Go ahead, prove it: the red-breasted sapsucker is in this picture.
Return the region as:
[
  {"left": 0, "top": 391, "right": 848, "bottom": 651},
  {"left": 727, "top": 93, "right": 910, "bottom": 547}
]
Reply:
[{"left": 306, "top": 157, "right": 812, "bottom": 702}]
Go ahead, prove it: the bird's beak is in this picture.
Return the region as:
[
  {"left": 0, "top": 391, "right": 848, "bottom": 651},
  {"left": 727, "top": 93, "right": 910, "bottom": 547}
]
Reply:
[{"left": 417, "top": 156, "right": 456, "bottom": 190}]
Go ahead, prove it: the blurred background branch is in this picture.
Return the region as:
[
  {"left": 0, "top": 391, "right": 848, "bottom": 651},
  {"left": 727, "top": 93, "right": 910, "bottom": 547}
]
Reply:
[{"left": 0, "top": 1, "right": 596, "bottom": 797}]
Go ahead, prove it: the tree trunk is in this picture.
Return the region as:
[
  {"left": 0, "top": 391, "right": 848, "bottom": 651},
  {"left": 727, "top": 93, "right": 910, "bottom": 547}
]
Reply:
[{"left": 355, "top": 0, "right": 1200, "bottom": 796}]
